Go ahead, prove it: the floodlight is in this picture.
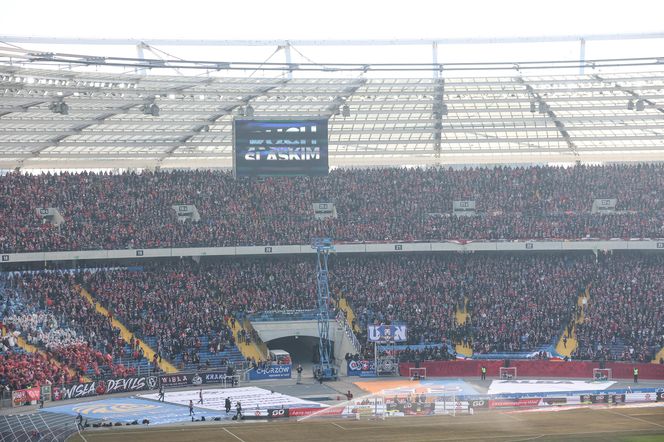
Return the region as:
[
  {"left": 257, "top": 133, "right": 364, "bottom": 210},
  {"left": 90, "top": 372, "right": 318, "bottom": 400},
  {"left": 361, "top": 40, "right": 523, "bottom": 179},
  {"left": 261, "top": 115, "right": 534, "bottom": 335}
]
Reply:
[
  {"left": 49, "top": 101, "right": 69, "bottom": 115},
  {"left": 627, "top": 100, "right": 634, "bottom": 110},
  {"left": 530, "top": 101, "right": 536, "bottom": 113},
  {"left": 244, "top": 104, "right": 254, "bottom": 117},
  {"left": 341, "top": 104, "right": 350, "bottom": 117},
  {"left": 142, "top": 103, "right": 159, "bottom": 116},
  {"left": 635, "top": 99, "right": 645, "bottom": 111}
]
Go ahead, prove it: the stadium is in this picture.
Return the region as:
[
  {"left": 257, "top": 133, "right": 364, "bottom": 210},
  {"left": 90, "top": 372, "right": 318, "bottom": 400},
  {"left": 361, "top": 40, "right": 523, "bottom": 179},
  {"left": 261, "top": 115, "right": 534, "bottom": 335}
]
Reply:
[{"left": 1, "top": 2, "right": 664, "bottom": 441}]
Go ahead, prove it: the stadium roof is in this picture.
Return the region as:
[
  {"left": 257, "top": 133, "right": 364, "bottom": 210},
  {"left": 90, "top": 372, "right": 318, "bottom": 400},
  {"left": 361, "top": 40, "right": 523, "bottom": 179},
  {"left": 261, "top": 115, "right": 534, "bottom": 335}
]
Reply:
[{"left": 1, "top": 40, "right": 663, "bottom": 169}]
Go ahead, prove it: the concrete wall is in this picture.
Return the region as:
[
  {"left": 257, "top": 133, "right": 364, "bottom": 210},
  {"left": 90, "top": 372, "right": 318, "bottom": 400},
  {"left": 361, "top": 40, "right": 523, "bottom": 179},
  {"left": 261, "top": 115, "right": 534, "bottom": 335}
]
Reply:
[
  {"left": 2, "top": 240, "right": 663, "bottom": 265},
  {"left": 249, "top": 318, "right": 360, "bottom": 376}
]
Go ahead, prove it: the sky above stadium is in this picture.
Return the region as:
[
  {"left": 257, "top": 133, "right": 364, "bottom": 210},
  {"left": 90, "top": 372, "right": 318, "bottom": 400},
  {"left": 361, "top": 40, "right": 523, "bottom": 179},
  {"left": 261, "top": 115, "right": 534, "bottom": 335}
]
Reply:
[
  {"left": 1, "top": 0, "right": 663, "bottom": 69},
  {"left": 2, "top": 0, "right": 663, "bottom": 40}
]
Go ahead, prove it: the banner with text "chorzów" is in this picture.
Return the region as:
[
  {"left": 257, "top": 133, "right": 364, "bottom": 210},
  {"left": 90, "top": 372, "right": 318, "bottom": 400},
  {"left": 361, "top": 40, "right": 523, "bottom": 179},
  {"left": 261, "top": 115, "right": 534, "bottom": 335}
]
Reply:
[{"left": 248, "top": 364, "right": 291, "bottom": 380}]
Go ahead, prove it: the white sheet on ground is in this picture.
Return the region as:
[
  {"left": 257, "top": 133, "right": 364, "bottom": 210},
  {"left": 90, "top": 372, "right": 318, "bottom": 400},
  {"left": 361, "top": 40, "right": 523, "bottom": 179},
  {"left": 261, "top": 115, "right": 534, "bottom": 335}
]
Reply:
[
  {"left": 139, "top": 386, "right": 324, "bottom": 412},
  {"left": 488, "top": 380, "right": 616, "bottom": 395}
]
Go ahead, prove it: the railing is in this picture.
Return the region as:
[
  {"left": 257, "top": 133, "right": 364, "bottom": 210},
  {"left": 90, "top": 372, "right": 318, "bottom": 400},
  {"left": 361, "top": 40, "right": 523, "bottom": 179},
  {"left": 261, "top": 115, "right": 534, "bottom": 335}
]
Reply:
[
  {"left": 0, "top": 389, "right": 11, "bottom": 409},
  {"left": 241, "top": 319, "right": 269, "bottom": 360},
  {"left": 248, "top": 309, "right": 319, "bottom": 322},
  {"left": 336, "top": 310, "right": 362, "bottom": 354}
]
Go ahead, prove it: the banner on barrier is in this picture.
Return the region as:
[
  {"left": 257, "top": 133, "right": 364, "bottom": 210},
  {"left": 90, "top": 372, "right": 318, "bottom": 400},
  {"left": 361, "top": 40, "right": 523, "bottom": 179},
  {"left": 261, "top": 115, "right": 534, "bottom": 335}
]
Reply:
[
  {"left": 267, "top": 408, "right": 290, "bottom": 419},
  {"left": 248, "top": 365, "right": 291, "bottom": 380},
  {"left": 288, "top": 407, "right": 343, "bottom": 417},
  {"left": 579, "top": 394, "right": 625, "bottom": 404},
  {"left": 159, "top": 371, "right": 234, "bottom": 388},
  {"left": 658, "top": 391, "right": 664, "bottom": 402},
  {"left": 625, "top": 393, "right": 657, "bottom": 403},
  {"left": 12, "top": 387, "right": 40, "bottom": 407},
  {"left": 489, "top": 398, "right": 542, "bottom": 408},
  {"left": 159, "top": 374, "right": 190, "bottom": 388},
  {"left": 347, "top": 360, "right": 377, "bottom": 377},
  {"left": 386, "top": 401, "right": 435, "bottom": 416},
  {"left": 53, "top": 375, "right": 158, "bottom": 400}
]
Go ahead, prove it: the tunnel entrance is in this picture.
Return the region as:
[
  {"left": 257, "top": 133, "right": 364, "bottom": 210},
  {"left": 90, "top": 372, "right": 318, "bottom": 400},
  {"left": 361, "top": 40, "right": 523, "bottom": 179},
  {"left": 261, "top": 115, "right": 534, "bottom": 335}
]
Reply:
[{"left": 266, "top": 335, "right": 334, "bottom": 367}]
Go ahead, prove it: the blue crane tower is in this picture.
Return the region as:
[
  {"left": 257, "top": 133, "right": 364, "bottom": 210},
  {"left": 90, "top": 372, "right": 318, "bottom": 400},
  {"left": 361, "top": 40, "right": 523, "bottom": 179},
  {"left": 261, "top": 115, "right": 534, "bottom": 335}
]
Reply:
[{"left": 311, "top": 237, "right": 338, "bottom": 381}]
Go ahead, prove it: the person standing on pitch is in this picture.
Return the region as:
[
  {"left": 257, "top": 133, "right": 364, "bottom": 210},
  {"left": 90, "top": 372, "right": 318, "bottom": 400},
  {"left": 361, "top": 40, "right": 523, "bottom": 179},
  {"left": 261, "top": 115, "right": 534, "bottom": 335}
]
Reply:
[
  {"left": 481, "top": 366, "right": 487, "bottom": 381},
  {"left": 189, "top": 399, "right": 195, "bottom": 416},
  {"left": 296, "top": 364, "right": 303, "bottom": 384},
  {"left": 225, "top": 397, "right": 232, "bottom": 414},
  {"left": 633, "top": 367, "right": 639, "bottom": 383},
  {"left": 197, "top": 388, "right": 204, "bottom": 405},
  {"left": 235, "top": 401, "right": 243, "bottom": 420},
  {"left": 158, "top": 385, "right": 165, "bottom": 402}
]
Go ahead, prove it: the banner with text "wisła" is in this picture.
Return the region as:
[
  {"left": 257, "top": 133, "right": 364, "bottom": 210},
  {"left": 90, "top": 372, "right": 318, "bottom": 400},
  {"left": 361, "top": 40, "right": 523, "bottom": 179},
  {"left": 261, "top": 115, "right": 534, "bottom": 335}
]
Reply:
[
  {"left": 52, "top": 375, "right": 158, "bottom": 400},
  {"left": 159, "top": 371, "right": 234, "bottom": 388}
]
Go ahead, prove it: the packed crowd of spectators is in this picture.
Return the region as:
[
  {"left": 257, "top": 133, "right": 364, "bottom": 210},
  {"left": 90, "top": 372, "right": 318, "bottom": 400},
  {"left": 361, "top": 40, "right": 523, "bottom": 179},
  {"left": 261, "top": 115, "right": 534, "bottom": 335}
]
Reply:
[
  {"left": 83, "top": 263, "right": 281, "bottom": 364},
  {"left": 3, "top": 272, "right": 141, "bottom": 380},
  {"left": 2, "top": 251, "right": 662, "bottom": 383},
  {"left": 575, "top": 254, "right": 664, "bottom": 363},
  {"left": 4, "top": 312, "right": 85, "bottom": 350},
  {"left": 0, "top": 350, "right": 69, "bottom": 391},
  {"left": 83, "top": 253, "right": 599, "bottom": 360},
  {"left": 331, "top": 254, "right": 591, "bottom": 354},
  {"left": 1, "top": 163, "right": 663, "bottom": 253}
]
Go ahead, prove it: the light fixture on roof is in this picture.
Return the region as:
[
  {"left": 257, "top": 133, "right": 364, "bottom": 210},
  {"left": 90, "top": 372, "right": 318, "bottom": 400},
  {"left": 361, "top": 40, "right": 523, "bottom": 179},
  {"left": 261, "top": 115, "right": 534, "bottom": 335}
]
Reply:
[
  {"left": 142, "top": 102, "right": 159, "bottom": 117},
  {"left": 244, "top": 104, "right": 254, "bottom": 117},
  {"left": 432, "top": 102, "right": 448, "bottom": 116},
  {"left": 635, "top": 99, "right": 645, "bottom": 111},
  {"left": 341, "top": 104, "right": 350, "bottom": 117},
  {"left": 49, "top": 100, "right": 69, "bottom": 115},
  {"left": 627, "top": 100, "right": 634, "bottom": 110},
  {"left": 530, "top": 101, "right": 536, "bottom": 113},
  {"left": 538, "top": 101, "right": 549, "bottom": 114}
]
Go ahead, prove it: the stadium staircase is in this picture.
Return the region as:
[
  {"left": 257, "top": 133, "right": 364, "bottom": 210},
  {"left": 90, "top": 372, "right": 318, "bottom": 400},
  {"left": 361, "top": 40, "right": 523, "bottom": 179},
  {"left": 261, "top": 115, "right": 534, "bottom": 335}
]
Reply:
[
  {"left": 12, "top": 335, "right": 86, "bottom": 381},
  {"left": 555, "top": 285, "right": 590, "bottom": 358},
  {"left": 609, "top": 338, "right": 627, "bottom": 360},
  {"left": 454, "top": 298, "right": 473, "bottom": 357},
  {"left": 77, "top": 286, "right": 177, "bottom": 374},
  {"left": 227, "top": 317, "right": 268, "bottom": 363},
  {"left": 654, "top": 346, "right": 664, "bottom": 364},
  {"left": 338, "top": 296, "right": 362, "bottom": 335}
]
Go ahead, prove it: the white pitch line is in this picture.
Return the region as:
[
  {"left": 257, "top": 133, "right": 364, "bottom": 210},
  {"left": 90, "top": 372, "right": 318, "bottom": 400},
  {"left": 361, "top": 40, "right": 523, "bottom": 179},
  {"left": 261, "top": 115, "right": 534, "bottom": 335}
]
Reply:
[
  {"left": 223, "top": 427, "right": 247, "bottom": 442},
  {"left": 602, "top": 409, "right": 664, "bottom": 429},
  {"left": 331, "top": 422, "right": 346, "bottom": 430},
  {"left": 511, "top": 435, "right": 544, "bottom": 442}
]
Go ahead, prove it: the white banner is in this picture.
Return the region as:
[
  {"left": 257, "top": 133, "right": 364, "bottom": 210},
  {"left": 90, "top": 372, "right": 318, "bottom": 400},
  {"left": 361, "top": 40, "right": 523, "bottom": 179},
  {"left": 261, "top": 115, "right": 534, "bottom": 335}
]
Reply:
[
  {"left": 139, "top": 386, "right": 323, "bottom": 412},
  {"left": 488, "top": 380, "right": 616, "bottom": 395}
]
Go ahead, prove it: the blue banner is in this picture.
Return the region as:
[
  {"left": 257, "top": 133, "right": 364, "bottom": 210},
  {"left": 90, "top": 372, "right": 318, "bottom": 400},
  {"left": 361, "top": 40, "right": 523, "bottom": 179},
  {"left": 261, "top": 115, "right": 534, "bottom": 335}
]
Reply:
[
  {"left": 248, "top": 364, "right": 292, "bottom": 380},
  {"left": 347, "top": 360, "right": 377, "bottom": 377},
  {"left": 368, "top": 324, "right": 407, "bottom": 342}
]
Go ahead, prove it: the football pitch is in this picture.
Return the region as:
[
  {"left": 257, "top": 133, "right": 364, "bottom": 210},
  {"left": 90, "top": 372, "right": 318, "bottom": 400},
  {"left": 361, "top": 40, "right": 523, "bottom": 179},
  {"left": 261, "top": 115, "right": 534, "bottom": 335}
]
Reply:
[{"left": 68, "top": 405, "right": 664, "bottom": 442}]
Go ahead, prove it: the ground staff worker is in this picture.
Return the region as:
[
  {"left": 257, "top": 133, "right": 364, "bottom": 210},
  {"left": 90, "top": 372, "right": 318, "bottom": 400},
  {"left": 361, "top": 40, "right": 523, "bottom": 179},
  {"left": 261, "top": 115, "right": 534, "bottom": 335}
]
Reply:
[
  {"left": 481, "top": 366, "right": 487, "bottom": 380},
  {"left": 633, "top": 367, "right": 638, "bottom": 383}
]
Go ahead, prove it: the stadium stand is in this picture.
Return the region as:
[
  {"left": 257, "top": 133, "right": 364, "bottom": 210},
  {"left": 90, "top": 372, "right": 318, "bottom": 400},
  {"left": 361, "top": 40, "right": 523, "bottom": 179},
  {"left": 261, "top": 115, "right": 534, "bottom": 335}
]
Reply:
[
  {"left": 2, "top": 252, "right": 663, "bottom": 392},
  {"left": 0, "top": 164, "right": 663, "bottom": 254},
  {"left": 1, "top": 272, "right": 149, "bottom": 381},
  {"left": 575, "top": 254, "right": 664, "bottom": 363},
  {"left": 84, "top": 267, "right": 257, "bottom": 371}
]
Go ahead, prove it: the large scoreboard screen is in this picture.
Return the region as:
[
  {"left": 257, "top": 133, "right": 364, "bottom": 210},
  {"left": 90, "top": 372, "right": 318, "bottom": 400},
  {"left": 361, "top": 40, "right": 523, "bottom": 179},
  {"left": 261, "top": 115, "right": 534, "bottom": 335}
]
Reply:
[{"left": 233, "top": 119, "right": 329, "bottom": 177}]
